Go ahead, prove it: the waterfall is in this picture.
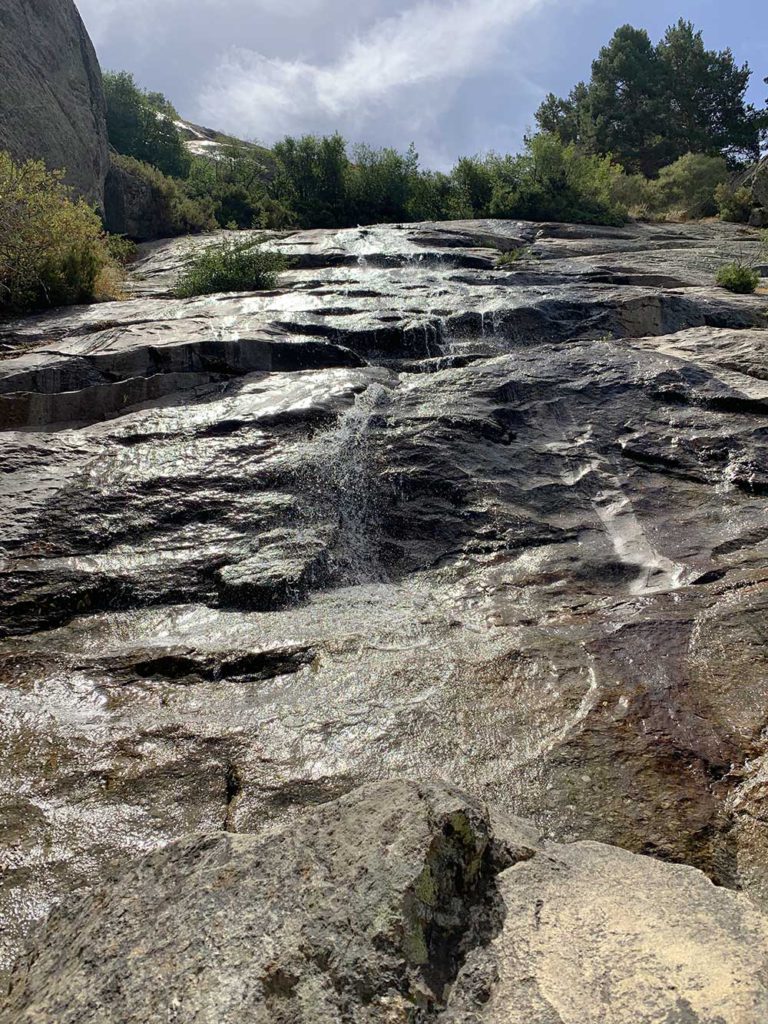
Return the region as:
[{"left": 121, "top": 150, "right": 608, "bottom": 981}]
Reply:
[{"left": 309, "top": 382, "right": 392, "bottom": 585}]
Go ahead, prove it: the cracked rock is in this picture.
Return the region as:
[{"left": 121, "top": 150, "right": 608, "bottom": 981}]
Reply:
[{"left": 4, "top": 781, "right": 768, "bottom": 1024}]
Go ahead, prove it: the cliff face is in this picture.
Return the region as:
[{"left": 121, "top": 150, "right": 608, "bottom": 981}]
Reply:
[{"left": 0, "top": 0, "right": 108, "bottom": 205}]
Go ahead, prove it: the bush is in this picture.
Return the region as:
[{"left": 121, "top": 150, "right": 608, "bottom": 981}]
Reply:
[
  {"left": 174, "top": 237, "right": 289, "bottom": 297},
  {"left": 346, "top": 144, "right": 417, "bottom": 224},
  {"left": 610, "top": 173, "right": 654, "bottom": 218},
  {"left": 646, "top": 153, "right": 728, "bottom": 219},
  {"left": 0, "top": 152, "right": 120, "bottom": 313},
  {"left": 716, "top": 262, "right": 760, "bottom": 293},
  {"left": 716, "top": 182, "right": 754, "bottom": 223},
  {"left": 105, "top": 234, "right": 138, "bottom": 265},
  {"left": 488, "top": 135, "right": 628, "bottom": 225},
  {"left": 496, "top": 249, "right": 529, "bottom": 268},
  {"left": 103, "top": 71, "right": 191, "bottom": 179},
  {"left": 112, "top": 155, "right": 215, "bottom": 237}
]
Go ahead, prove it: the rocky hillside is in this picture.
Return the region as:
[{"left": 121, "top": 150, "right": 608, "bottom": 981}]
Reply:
[
  {"left": 0, "top": 0, "right": 108, "bottom": 204},
  {"left": 1, "top": 218, "right": 768, "bottom": 1020}
]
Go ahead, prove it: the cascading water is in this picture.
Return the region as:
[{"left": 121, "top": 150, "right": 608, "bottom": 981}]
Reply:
[{"left": 307, "top": 382, "right": 393, "bottom": 585}]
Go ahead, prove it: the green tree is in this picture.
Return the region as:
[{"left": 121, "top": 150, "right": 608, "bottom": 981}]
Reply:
[
  {"left": 536, "top": 22, "right": 762, "bottom": 175},
  {"left": 405, "top": 170, "right": 454, "bottom": 221},
  {"left": 103, "top": 71, "right": 191, "bottom": 179},
  {"left": 450, "top": 156, "right": 496, "bottom": 218},
  {"left": 185, "top": 143, "right": 277, "bottom": 229},
  {"left": 535, "top": 83, "right": 590, "bottom": 146},
  {"left": 346, "top": 144, "right": 418, "bottom": 224},
  {"left": 657, "top": 20, "right": 759, "bottom": 164},
  {"left": 585, "top": 25, "right": 669, "bottom": 175},
  {"left": 487, "top": 135, "right": 627, "bottom": 225},
  {"left": 271, "top": 134, "right": 349, "bottom": 228}
]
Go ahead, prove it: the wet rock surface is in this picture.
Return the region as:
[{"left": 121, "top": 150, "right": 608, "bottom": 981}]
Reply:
[
  {"left": 4, "top": 780, "right": 768, "bottom": 1024},
  {"left": 1, "top": 218, "right": 768, "bottom": 988}
]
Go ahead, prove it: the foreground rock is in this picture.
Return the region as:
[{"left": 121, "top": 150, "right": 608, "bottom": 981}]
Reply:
[
  {"left": 4, "top": 781, "right": 768, "bottom": 1023},
  {"left": 0, "top": 0, "right": 108, "bottom": 204},
  {"left": 1, "top": 219, "right": 768, "bottom": 978}
]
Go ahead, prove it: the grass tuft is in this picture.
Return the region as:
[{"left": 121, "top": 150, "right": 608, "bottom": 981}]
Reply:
[{"left": 174, "top": 237, "right": 289, "bottom": 298}]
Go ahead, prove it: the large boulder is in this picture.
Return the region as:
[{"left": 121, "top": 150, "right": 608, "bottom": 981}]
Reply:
[
  {"left": 3, "top": 780, "right": 768, "bottom": 1024},
  {"left": 104, "top": 154, "right": 213, "bottom": 240},
  {"left": 0, "top": 0, "right": 108, "bottom": 206},
  {"left": 104, "top": 156, "right": 174, "bottom": 241}
]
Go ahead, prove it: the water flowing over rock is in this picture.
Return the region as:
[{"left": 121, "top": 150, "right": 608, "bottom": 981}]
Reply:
[
  {"left": 1, "top": 218, "right": 768, "bottom": 1010},
  {"left": 0, "top": 0, "right": 108, "bottom": 204},
  {"left": 4, "top": 781, "right": 768, "bottom": 1023}
]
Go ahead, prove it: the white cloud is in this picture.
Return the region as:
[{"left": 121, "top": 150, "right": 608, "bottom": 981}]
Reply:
[
  {"left": 197, "top": 0, "right": 558, "bottom": 143},
  {"left": 78, "top": 0, "right": 333, "bottom": 45}
]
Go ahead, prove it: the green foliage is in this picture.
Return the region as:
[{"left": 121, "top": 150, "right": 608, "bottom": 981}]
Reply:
[
  {"left": 0, "top": 152, "right": 119, "bottom": 313},
  {"left": 114, "top": 155, "right": 215, "bottom": 236},
  {"left": 174, "top": 237, "right": 289, "bottom": 297},
  {"left": 103, "top": 71, "right": 191, "bottom": 179},
  {"left": 451, "top": 156, "right": 496, "bottom": 218},
  {"left": 646, "top": 153, "right": 729, "bottom": 219},
  {"left": 610, "top": 172, "right": 654, "bottom": 217},
  {"left": 346, "top": 144, "right": 418, "bottom": 224},
  {"left": 716, "top": 262, "right": 760, "bottom": 293},
  {"left": 537, "top": 20, "right": 762, "bottom": 175},
  {"left": 272, "top": 134, "right": 349, "bottom": 228},
  {"left": 487, "top": 135, "right": 628, "bottom": 225},
  {"left": 496, "top": 249, "right": 527, "bottom": 268},
  {"left": 105, "top": 234, "right": 138, "bottom": 265},
  {"left": 404, "top": 170, "right": 455, "bottom": 222},
  {"left": 185, "top": 143, "right": 283, "bottom": 230},
  {"left": 716, "top": 182, "right": 755, "bottom": 223}
]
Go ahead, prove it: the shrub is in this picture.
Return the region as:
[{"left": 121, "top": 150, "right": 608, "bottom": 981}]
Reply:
[
  {"left": 105, "top": 234, "right": 138, "bottom": 265},
  {"left": 611, "top": 173, "right": 654, "bottom": 218},
  {"left": 113, "top": 155, "right": 215, "bottom": 237},
  {"left": 496, "top": 249, "right": 531, "bottom": 268},
  {"left": 716, "top": 182, "right": 754, "bottom": 223},
  {"left": 0, "top": 152, "right": 120, "bottom": 313},
  {"left": 488, "top": 135, "right": 628, "bottom": 225},
  {"left": 646, "top": 153, "right": 728, "bottom": 220},
  {"left": 174, "top": 237, "right": 289, "bottom": 297},
  {"left": 716, "top": 262, "right": 760, "bottom": 293}
]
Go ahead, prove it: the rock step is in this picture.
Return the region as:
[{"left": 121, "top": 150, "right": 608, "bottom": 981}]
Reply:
[{"left": 3, "top": 781, "right": 767, "bottom": 1024}]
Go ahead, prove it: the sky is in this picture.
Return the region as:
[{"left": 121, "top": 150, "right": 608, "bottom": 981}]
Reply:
[{"left": 77, "top": 0, "right": 768, "bottom": 169}]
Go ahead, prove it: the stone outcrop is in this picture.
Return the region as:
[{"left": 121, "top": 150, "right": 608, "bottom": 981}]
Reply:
[
  {"left": 104, "top": 155, "right": 194, "bottom": 241},
  {"left": 0, "top": 0, "right": 108, "bottom": 205},
  {"left": 749, "top": 156, "right": 768, "bottom": 226},
  {"left": 1, "top": 218, "right": 768, "bottom": 999},
  {"left": 4, "top": 781, "right": 768, "bottom": 1024}
]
